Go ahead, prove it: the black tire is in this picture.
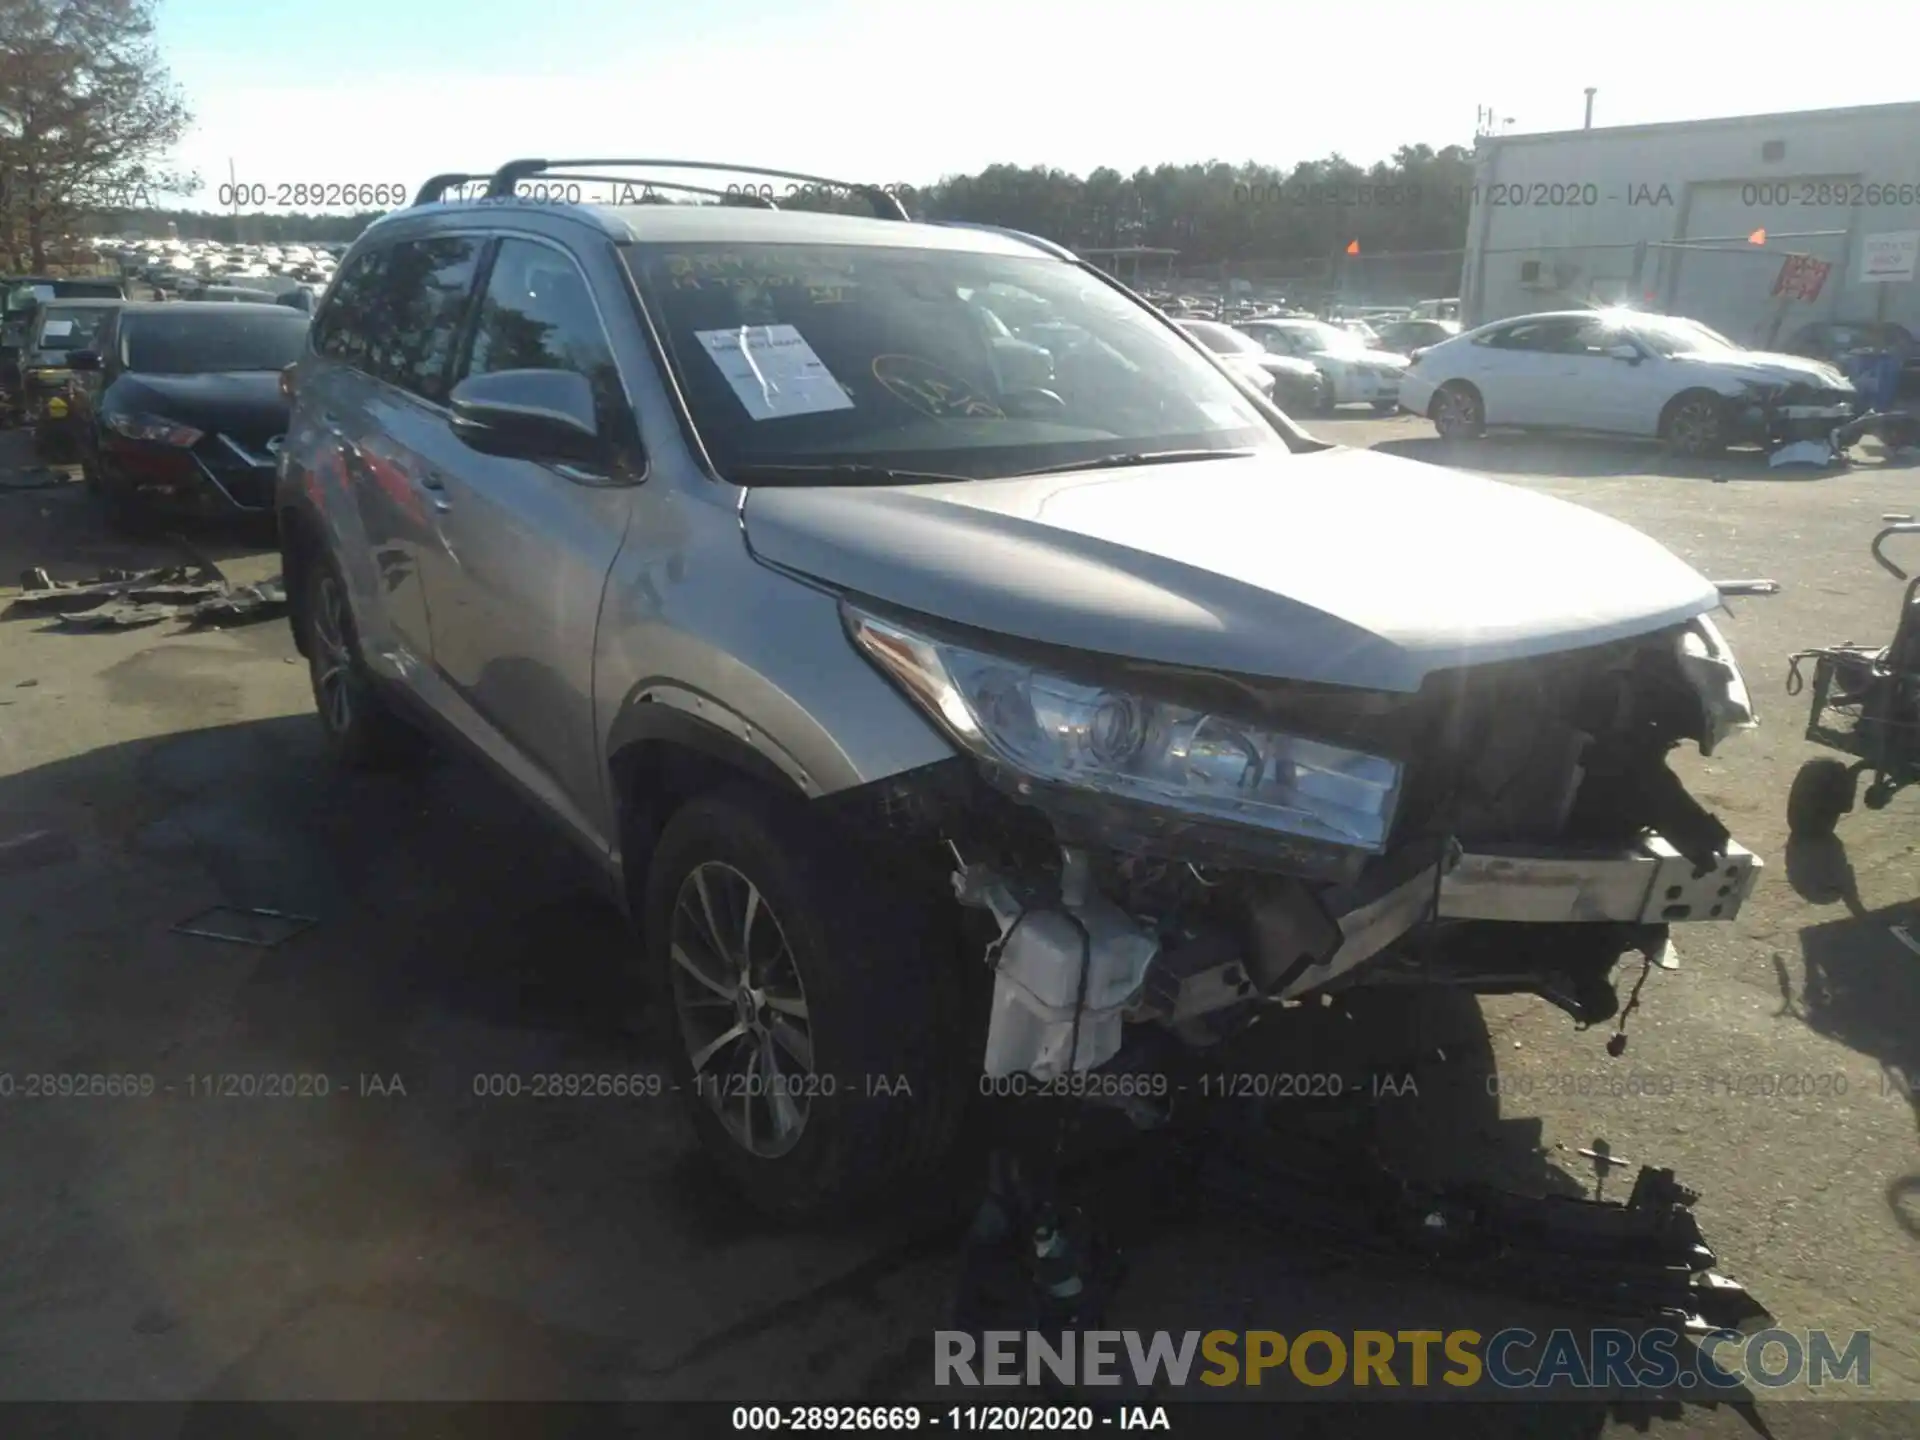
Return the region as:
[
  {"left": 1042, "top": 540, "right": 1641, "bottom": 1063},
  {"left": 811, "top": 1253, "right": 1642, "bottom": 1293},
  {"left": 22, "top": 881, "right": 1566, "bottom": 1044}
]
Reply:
[
  {"left": 298, "top": 547, "right": 429, "bottom": 770},
  {"left": 1787, "top": 758, "right": 1856, "bottom": 839},
  {"left": 644, "top": 786, "right": 966, "bottom": 1218},
  {"left": 1430, "top": 381, "right": 1485, "bottom": 440},
  {"left": 1663, "top": 390, "right": 1729, "bottom": 458}
]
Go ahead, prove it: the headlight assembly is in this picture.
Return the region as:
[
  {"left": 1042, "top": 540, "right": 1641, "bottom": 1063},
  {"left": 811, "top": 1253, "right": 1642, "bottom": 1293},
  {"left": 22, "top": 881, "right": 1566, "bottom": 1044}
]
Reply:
[
  {"left": 1676, "top": 615, "right": 1756, "bottom": 755},
  {"left": 845, "top": 608, "right": 1404, "bottom": 852}
]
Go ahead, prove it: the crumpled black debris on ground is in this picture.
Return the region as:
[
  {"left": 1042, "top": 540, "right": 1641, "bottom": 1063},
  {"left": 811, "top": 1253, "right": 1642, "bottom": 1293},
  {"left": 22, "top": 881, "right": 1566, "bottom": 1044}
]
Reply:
[
  {"left": 0, "top": 465, "right": 78, "bottom": 492},
  {"left": 6, "top": 564, "right": 289, "bottom": 631}
]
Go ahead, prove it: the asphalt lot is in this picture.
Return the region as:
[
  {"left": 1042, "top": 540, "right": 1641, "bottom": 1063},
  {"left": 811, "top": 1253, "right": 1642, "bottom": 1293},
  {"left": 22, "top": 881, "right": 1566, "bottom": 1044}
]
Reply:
[{"left": 2, "top": 416, "right": 1917, "bottom": 1434}]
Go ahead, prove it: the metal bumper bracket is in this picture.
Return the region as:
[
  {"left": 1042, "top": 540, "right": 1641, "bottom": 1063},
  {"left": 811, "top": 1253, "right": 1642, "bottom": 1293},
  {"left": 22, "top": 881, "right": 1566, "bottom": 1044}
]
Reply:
[{"left": 1437, "top": 835, "right": 1761, "bottom": 926}]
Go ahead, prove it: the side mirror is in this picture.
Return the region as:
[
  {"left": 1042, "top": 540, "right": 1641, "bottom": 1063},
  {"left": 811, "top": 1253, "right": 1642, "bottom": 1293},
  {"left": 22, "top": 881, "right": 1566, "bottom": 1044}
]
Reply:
[
  {"left": 1606, "top": 343, "right": 1641, "bottom": 363},
  {"left": 67, "top": 350, "right": 102, "bottom": 372},
  {"left": 449, "top": 369, "right": 604, "bottom": 464}
]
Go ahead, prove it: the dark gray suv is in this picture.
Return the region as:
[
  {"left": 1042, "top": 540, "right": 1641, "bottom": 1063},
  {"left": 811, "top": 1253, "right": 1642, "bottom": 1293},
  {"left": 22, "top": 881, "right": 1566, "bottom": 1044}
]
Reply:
[{"left": 277, "top": 160, "right": 1762, "bottom": 1216}]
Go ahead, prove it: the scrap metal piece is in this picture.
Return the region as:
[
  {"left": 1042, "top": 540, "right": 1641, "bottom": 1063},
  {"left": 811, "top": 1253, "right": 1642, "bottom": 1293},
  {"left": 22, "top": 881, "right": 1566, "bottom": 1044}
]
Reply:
[
  {"left": 1189, "top": 1130, "right": 1769, "bottom": 1332},
  {"left": 171, "top": 905, "right": 317, "bottom": 947},
  {"left": 1770, "top": 438, "right": 1841, "bottom": 468},
  {"left": 1889, "top": 924, "right": 1920, "bottom": 958}
]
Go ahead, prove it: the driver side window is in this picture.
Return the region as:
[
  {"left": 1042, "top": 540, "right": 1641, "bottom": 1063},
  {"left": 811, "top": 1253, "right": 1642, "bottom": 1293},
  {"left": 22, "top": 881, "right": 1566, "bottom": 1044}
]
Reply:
[
  {"left": 456, "top": 238, "right": 629, "bottom": 440},
  {"left": 1562, "top": 320, "right": 1621, "bottom": 356}
]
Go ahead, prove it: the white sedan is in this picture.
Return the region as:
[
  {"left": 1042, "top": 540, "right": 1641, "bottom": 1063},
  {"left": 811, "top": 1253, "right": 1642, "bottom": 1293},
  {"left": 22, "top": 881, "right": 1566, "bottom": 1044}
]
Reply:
[
  {"left": 1398, "top": 309, "right": 1859, "bottom": 456},
  {"left": 1234, "top": 319, "right": 1410, "bottom": 413}
]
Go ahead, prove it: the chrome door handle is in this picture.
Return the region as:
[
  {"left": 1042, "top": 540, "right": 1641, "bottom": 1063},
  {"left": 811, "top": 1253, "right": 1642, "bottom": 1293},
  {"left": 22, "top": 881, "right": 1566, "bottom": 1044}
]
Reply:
[{"left": 418, "top": 471, "right": 451, "bottom": 511}]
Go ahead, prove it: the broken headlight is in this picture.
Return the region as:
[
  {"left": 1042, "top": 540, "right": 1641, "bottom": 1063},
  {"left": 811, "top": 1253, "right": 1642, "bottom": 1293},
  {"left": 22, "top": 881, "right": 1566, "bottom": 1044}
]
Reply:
[
  {"left": 846, "top": 608, "right": 1404, "bottom": 851},
  {"left": 1676, "top": 615, "right": 1756, "bottom": 756}
]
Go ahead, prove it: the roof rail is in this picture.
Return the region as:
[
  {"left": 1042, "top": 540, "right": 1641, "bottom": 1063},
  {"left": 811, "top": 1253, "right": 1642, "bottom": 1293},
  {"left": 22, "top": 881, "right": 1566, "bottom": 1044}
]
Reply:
[
  {"left": 514, "top": 173, "right": 776, "bottom": 209},
  {"left": 931, "top": 221, "right": 1078, "bottom": 262},
  {"left": 482, "top": 159, "right": 911, "bottom": 220},
  {"left": 414, "top": 173, "right": 487, "bottom": 206}
]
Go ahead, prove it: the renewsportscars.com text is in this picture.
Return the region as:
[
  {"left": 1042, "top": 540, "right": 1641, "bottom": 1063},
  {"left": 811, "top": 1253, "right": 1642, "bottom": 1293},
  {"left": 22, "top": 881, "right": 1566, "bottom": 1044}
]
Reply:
[{"left": 935, "top": 1328, "right": 1871, "bottom": 1392}]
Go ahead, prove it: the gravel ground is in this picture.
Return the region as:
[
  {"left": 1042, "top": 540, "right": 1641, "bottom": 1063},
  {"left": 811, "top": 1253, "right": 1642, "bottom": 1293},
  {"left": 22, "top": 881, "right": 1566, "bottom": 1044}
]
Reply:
[{"left": 1, "top": 416, "right": 1916, "bottom": 1435}]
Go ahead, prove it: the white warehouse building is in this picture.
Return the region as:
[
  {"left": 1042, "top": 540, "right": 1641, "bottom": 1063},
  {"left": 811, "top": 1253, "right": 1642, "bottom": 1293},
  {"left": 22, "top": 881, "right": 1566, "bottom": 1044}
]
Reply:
[{"left": 1460, "top": 100, "right": 1920, "bottom": 349}]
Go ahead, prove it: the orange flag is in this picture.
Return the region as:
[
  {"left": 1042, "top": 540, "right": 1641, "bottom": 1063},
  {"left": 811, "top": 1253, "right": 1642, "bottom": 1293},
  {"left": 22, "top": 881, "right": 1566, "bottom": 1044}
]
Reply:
[
  {"left": 1345, "top": 239, "right": 1361, "bottom": 255},
  {"left": 1748, "top": 228, "right": 1766, "bottom": 245}
]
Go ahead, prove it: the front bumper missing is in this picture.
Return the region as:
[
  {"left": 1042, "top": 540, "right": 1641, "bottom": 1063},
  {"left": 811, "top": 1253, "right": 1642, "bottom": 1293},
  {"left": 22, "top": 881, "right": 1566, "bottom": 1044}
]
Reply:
[
  {"left": 961, "top": 831, "right": 1760, "bottom": 1075},
  {"left": 1735, "top": 396, "right": 1857, "bottom": 445},
  {"left": 1270, "top": 832, "right": 1760, "bottom": 1003}
]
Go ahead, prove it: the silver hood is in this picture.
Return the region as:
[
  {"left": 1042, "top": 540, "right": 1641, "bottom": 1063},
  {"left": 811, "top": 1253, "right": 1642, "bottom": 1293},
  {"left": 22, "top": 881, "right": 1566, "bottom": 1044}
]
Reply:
[{"left": 742, "top": 448, "right": 1722, "bottom": 693}]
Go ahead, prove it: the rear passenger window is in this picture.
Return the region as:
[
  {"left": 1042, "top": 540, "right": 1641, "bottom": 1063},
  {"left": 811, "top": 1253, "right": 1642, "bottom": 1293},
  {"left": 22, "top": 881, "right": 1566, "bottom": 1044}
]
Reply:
[
  {"left": 371, "top": 236, "right": 483, "bottom": 404},
  {"left": 457, "top": 238, "right": 627, "bottom": 435},
  {"left": 312, "top": 247, "right": 390, "bottom": 367}
]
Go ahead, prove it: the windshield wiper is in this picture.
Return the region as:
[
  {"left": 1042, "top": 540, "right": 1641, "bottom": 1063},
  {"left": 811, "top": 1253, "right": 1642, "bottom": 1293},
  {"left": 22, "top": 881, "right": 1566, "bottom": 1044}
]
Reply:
[
  {"left": 725, "top": 462, "right": 975, "bottom": 487},
  {"left": 1010, "top": 448, "right": 1257, "bottom": 478}
]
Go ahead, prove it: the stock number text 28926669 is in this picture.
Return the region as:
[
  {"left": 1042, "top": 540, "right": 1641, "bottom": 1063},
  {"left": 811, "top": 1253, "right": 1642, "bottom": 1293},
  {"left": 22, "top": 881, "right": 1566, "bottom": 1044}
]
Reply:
[{"left": 218, "top": 182, "right": 409, "bottom": 209}]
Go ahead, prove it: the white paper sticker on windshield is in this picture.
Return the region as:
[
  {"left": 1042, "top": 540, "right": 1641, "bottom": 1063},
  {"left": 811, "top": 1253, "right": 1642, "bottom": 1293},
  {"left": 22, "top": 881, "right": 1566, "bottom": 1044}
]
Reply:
[
  {"left": 694, "top": 325, "right": 853, "bottom": 421},
  {"left": 40, "top": 319, "right": 73, "bottom": 338},
  {"left": 1199, "top": 401, "right": 1246, "bottom": 428}
]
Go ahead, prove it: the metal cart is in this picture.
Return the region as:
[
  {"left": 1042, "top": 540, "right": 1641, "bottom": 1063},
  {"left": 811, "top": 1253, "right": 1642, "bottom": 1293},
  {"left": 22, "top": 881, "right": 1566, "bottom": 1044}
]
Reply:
[{"left": 1786, "top": 516, "right": 1920, "bottom": 837}]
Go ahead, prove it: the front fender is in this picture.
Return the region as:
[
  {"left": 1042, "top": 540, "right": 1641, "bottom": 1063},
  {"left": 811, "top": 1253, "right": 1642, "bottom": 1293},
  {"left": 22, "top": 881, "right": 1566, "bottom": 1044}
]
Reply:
[{"left": 595, "top": 525, "right": 957, "bottom": 804}]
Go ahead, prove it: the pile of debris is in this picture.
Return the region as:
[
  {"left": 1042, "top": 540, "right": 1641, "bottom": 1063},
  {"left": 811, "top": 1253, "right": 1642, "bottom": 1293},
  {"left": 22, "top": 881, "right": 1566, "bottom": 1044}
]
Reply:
[{"left": 5, "top": 564, "right": 288, "bottom": 631}]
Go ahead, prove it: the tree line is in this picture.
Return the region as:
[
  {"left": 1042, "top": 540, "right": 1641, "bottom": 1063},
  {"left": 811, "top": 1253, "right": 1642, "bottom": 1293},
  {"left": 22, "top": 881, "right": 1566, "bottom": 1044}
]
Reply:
[{"left": 2, "top": 0, "right": 1479, "bottom": 279}]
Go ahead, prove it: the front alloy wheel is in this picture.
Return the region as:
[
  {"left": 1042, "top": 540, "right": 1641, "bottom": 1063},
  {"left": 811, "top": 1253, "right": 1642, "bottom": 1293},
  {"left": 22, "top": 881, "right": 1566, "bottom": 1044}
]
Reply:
[
  {"left": 669, "top": 860, "right": 814, "bottom": 1158},
  {"left": 1666, "top": 394, "right": 1727, "bottom": 457},
  {"left": 642, "top": 788, "right": 968, "bottom": 1216}
]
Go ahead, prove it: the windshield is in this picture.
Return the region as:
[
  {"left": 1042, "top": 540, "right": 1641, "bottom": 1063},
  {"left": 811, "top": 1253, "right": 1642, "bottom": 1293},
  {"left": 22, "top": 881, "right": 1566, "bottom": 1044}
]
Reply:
[
  {"left": 1627, "top": 317, "right": 1742, "bottom": 358},
  {"left": 1280, "top": 321, "right": 1369, "bottom": 355},
  {"left": 121, "top": 310, "right": 311, "bottom": 374},
  {"left": 1180, "top": 320, "right": 1263, "bottom": 356},
  {"left": 624, "top": 242, "right": 1279, "bottom": 483},
  {"left": 35, "top": 307, "right": 111, "bottom": 351}
]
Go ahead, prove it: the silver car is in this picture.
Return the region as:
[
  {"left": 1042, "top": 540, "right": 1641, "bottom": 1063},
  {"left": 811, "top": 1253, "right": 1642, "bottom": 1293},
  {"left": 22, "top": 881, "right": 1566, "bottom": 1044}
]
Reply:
[{"left": 277, "top": 162, "right": 1762, "bottom": 1216}]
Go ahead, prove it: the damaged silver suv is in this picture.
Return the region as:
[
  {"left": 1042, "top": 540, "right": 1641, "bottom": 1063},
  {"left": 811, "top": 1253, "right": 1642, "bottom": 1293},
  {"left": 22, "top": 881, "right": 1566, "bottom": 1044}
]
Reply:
[{"left": 277, "top": 161, "right": 1761, "bottom": 1215}]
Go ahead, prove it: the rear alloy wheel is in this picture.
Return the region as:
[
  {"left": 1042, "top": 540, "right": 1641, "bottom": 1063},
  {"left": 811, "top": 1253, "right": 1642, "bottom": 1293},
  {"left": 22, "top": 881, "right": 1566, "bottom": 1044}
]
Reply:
[
  {"left": 1431, "top": 381, "right": 1485, "bottom": 440},
  {"left": 301, "top": 553, "right": 428, "bottom": 770},
  {"left": 1665, "top": 391, "right": 1728, "bottom": 458}
]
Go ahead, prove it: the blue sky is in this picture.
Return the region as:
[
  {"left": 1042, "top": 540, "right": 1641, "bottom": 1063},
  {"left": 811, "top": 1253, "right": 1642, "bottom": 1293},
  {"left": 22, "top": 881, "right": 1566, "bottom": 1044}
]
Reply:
[{"left": 152, "top": 0, "right": 1920, "bottom": 211}]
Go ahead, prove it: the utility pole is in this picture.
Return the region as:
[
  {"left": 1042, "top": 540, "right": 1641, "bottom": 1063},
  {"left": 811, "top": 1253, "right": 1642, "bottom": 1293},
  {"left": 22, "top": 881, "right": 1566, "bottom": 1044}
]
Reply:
[{"left": 1584, "top": 89, "right": 1597, "bottom": 129}]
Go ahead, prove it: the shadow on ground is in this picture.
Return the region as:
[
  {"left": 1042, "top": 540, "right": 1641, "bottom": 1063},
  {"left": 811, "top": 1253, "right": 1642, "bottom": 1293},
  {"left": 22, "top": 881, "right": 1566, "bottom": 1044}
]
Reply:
[
  {"left": 0, "top": 711, "right": 1792, "bottom": 1423},
  {"left": 1781, "top": 834, "right": 1920, "bottom": 1240}
]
